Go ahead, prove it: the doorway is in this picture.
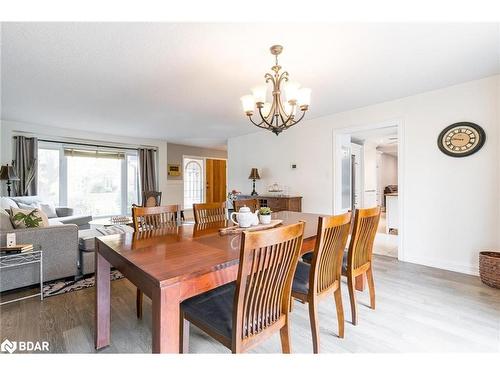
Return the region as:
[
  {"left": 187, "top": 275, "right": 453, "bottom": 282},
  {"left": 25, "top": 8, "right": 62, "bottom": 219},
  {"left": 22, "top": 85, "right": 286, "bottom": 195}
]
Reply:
[{"left": 333, "top": 123, "right": 402, "bottom": 259}]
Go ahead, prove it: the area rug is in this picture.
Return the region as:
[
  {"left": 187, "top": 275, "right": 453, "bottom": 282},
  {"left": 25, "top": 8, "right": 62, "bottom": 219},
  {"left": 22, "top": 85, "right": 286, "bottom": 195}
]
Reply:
[{"left": 42, "top": 270, "right": 124, "bottom": 298}]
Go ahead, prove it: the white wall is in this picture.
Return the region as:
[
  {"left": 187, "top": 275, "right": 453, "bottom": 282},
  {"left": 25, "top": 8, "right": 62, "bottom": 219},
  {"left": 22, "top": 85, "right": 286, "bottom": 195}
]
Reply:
[
  {"left": 0, "top": 120, "right": 168, "bottom": 198},
  {"left": 380, "top": 153, "right": 398, "bottom": 190},
  {"left": 228, "top": 75, "right": 500, "bottom": 275}
]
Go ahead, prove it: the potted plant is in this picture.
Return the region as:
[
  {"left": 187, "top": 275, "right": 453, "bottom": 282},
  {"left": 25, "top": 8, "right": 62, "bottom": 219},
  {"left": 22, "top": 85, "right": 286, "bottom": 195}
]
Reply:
[{"left": 258, "top": 207, "right": 272, "bottom": 224}]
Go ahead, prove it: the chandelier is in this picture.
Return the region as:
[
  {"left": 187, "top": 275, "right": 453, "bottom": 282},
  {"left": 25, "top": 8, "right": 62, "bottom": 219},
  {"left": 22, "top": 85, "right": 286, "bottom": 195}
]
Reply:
[{"left": 240, "top": 45, "right": 311, "bottom": 135}]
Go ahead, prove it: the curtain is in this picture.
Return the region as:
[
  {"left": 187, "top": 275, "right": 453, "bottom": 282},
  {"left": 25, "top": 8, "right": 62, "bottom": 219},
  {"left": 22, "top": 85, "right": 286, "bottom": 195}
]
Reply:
[
  {"left": 13, "top": 136, "right": 38, "bottom": 196},
  {"left": 138, "top": 148, "right": 157, "bottom": 193}
]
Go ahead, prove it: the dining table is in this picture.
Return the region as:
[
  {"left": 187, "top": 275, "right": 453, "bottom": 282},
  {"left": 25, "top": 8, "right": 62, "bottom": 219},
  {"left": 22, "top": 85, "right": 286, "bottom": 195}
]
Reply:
[{"left": 94, "top": 210, "right": 365, "bottom": 353}]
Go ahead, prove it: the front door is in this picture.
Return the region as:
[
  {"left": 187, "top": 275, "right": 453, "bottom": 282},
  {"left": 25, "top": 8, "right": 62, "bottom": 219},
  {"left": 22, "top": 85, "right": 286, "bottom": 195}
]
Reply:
[{"left": 205, "top": 159, "right": 227, "bottom": 203}]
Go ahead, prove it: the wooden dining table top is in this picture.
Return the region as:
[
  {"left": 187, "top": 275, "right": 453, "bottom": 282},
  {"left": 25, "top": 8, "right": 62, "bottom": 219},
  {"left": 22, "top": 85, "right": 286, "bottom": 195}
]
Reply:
[{"left": 97, "top": 211, "right": 320, "bottom": 290}]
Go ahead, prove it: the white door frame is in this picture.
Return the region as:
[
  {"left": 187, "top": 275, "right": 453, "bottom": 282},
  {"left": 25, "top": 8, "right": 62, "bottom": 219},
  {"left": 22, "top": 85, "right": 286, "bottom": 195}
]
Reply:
[{"left": 332, "top": 119, "right": 405, "bottom": 261}]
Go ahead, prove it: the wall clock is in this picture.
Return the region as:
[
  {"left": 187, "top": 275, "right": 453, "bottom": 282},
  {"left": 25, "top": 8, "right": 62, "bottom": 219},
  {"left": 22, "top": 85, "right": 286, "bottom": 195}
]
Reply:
[{"left": 437, "top": 122, "right": 486, "bottom": 157}]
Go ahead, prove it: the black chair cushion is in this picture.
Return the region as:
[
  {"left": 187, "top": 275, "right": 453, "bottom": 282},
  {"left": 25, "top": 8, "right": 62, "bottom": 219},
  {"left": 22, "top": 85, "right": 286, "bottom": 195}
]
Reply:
[
  {"left": 301, "top": 251, "right": 313, "bottom": 263},
  {"left": 342, "top": 251, "right": 348, "bottom": 273},
  {"left": 302, "top": 251, "right": 349, "bottom": 273},
  {"left": 292, "top": 261, "right": 311, "bottom": 295},
  {"left": 181, "top": 282, "right": 236, "bottom": 340}
]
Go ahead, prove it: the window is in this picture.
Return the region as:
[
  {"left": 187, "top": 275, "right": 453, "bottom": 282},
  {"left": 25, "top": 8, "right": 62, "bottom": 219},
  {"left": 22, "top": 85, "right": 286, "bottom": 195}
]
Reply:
[
  {"left": 38, "top": 147, "right": 60, "bottom": 205},
  {"left": 183, "top": 157, "right": 204, "bottom": 208},
  {"left": 67, "top": 154, "right": 123, "bottom": 217},
  {"left": 37, "top": 141, "right": 144, "bottom": 217}
]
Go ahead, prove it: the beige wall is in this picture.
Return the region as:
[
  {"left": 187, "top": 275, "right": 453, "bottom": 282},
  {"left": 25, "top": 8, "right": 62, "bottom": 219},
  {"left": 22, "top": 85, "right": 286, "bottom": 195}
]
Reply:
[
  {"left": 165, "top": 143, "right": 227, "bottom": 209},
  {"left": 166, "top": 143, "right": 227, "bottom": 181}
]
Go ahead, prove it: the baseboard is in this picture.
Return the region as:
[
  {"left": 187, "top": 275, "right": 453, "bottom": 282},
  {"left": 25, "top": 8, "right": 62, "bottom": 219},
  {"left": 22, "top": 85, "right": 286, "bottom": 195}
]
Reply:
[{"left": 401, "top": 255, "right": 479, "bottom": 276}]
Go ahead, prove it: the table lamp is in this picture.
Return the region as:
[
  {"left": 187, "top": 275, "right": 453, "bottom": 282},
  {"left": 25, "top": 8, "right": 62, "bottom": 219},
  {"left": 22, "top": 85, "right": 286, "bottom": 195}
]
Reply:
[
  {"left": 248, "top": 168, "right": 261, "bottom": 196},
  {"left": 0, "top": 164, "right": 19, "bottom": 197}
]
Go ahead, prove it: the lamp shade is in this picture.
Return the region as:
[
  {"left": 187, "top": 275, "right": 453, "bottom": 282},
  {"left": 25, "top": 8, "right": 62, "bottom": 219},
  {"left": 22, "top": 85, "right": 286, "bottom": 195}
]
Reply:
[
  {"left": 0, "top": 164, "right": 19, "bottom": 181},
  {"left": 248, "top": 168, "right": 261, "bottom": 180}
]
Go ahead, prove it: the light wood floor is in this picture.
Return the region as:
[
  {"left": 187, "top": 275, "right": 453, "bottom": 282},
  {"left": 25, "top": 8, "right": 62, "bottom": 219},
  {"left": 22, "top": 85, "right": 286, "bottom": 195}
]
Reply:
[{"left": 1, "top": 255, "right": 499, "bottom": 353}]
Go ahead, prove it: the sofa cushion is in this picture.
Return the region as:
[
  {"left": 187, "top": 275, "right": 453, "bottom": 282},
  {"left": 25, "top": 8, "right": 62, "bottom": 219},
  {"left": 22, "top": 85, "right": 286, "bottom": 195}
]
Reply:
[
  {"left": 48, "top": 218, "right": 64, "bottom": 226},
  {"left": 18, "top": 202, "right": 38, "bottom": 210},
  {"left": 57, "top": 214, "right": 92, "bottom": 227},
  {"left": 11, "top": 196, "right": 43, "bottom": 206},
  {"left": 39, "top": 203, "right": 58, "bottom": 218},
  {"left": 10, "top": 207, "right": 49, "bottom": 228},
  {"left": 0, "top": 197, "right": 18, "bottom": 210},
  {"left": 0, "top": 210, "right": 14, "bottom": 230}
]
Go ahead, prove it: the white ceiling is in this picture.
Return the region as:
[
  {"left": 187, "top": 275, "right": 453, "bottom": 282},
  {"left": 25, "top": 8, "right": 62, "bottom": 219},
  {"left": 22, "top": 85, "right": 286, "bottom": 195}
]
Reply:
[{"left": 1, "top": 23, "right": 499, "bottom": 149}]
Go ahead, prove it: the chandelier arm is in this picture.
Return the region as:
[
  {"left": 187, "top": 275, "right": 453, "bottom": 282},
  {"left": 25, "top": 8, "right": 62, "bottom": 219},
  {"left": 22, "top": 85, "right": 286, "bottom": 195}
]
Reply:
[
  {"left": 248, "top": 115, "right": 270, "bottom": 130},
  {"left": 257, "top": 107, "right": 275, "bottom": 128},
  {"left": 285, "top": 109, "right": 306, "bottom": 129},
  {"left": 277, "top": 71, "right": 289, "bottom": 86}
]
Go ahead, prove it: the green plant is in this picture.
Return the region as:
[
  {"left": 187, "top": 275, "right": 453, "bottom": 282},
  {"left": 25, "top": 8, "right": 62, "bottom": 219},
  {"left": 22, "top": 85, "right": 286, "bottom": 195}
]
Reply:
[
  {"left": 258, "top": 207, "right": 272, "bottom": 215},
  {"left": 12, "top": 209, "right": 43, "bottom": 228}
]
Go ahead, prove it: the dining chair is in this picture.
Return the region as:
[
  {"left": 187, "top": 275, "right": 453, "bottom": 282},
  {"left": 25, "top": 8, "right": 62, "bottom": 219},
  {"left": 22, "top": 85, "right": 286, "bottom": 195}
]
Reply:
[
  {"left": 291, "top": 212, "right": 352, "bottom": 353},
  {"left": 342, "top": 207, "right": 381, "bottom": 325},
  {"left": 193, "top": 202, "right": 227, "bottom": 224},
  {"left": 132, "top": 204, "right": 179, "bottom": 318},
  {"left": 233, "top": 198, "right": 260, "bottom": 212},
  {"left": 142, "top": 191, "right": 162, "bottom": 207},
  {"left": 180, "top": 221, "right": 305, "bottom": 353}
]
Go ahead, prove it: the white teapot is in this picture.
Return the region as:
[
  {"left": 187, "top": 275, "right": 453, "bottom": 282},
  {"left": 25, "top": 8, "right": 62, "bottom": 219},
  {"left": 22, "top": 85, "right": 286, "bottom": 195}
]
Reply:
[{"left": 230, "top": 206, "right": 259, "bottom": 228}]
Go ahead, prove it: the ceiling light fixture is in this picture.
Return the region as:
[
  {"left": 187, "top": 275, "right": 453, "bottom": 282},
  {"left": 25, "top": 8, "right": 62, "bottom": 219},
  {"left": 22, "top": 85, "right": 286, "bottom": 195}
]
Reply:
[{"left": 240, "top": 45, "right": 311, "bottom": 135}]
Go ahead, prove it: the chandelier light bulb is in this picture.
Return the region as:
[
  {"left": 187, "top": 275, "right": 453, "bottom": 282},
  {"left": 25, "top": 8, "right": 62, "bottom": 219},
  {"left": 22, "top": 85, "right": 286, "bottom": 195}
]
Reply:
[
  {"left": 285, "top": 81, "right": 301, "bottom": 103},
  {"left": 251, "top": 85, "right": 267, "bottom": 105},
  {"left": 240, "top": 95, "right": 255, "bottom": 115},
  {"left": 297, "top": 87, "right": 311, "bottom": 108}
]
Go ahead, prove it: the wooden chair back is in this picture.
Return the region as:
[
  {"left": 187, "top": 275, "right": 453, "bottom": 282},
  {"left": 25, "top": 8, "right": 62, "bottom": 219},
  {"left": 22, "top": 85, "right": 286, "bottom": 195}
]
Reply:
[
  {"left": 309, "top": 212, "right": 352, "bottom": 295},
  {"left": 132, "top": 205, "right": 179, "bottom": 232},
  {"left": 233, "top": 198, "right": 260, "bottom": 213},
  {"left": 142, "top": 191, "right": 162, "bottom": 207},
  {"left": 193, "top": 202, "right": 227, "bottom": 224},
  {"left": 232, "top": 221, "right": 305, "bottom": 352},
  {"left": 347, "top": 207, "right": 381, "bottom": 271}
]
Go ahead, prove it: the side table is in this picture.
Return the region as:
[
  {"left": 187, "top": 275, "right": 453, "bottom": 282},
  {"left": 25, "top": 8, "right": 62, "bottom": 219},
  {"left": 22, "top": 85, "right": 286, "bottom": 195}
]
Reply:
[{"left": 0, "top": 246, "right": 43, "bottom": 305}]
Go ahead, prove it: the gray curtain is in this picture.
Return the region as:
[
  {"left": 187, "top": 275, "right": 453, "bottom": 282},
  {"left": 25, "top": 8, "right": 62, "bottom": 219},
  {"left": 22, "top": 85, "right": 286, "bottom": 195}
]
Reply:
[
  {"left": 13, "top": 136, "right": 38, "bottom": 196},
  {"left": 138, "top": 148, "right": 157, "bottom": 193}
]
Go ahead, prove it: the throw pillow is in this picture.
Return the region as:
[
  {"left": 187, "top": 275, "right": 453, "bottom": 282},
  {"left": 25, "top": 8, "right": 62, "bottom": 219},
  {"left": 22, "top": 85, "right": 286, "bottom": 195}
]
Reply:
[
  {"left": 18, "top": 202, "right": 37, "bottom": 210},
  {"left": 39, "top": 203, "right": 58, "bottom": 218},
  {"left": 0, "top": 210, "right": 14, "bottom": 230},
  {"left": 9, "top": 207, "right": 49, "bottom": 229}
]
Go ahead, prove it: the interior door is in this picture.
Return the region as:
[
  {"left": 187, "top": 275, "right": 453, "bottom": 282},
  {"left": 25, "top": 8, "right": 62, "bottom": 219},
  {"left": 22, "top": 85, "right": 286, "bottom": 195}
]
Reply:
[
  {"left": 351, "top": 143, "right": 363, "bottom": 209},
  {"left": 205, "top": 159, "right": 227, "bottom": 203}
]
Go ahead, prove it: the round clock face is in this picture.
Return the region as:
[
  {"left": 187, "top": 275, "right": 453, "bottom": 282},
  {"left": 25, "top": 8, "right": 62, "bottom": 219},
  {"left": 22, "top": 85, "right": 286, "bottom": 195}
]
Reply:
[{"left": 437, "top": 122, "right": 486, "bottom": 157}]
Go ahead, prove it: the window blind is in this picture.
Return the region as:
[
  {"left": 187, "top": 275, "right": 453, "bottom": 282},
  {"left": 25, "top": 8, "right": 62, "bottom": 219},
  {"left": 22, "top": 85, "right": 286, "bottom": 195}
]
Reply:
[{"left": 63, "top": 148, "right": 125, "bottom": 159}]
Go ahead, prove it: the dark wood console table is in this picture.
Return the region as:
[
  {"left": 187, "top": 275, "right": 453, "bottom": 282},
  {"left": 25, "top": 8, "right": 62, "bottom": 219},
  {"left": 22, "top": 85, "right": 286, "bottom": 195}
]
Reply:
[{"left": 237, "top": 195, "right": 302, "bottom": 212}]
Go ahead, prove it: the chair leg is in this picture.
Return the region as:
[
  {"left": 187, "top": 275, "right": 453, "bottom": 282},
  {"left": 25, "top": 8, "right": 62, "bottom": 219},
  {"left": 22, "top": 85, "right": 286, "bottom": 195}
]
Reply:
[
  {"left": 136, "top": 288, "right": 143, "bottom": 319},
  {"left": 347, "top": 275, "right": 358, "bottom": 325},
  {"left": 308, "top": 299, "right": 320, "bottom": 353},
  {"left": 279, "top": 322, "right": 292, "bottom": 354},
  {"left": 289, "top": 297, "right": 294, "bottom": 312},
  {"left": 179, "top": 314, "right": 189, "bottom": 353},
  {"left": 366, "top": 268, "right": 376, "bottom": 310},
  {"left": 333, "top": 287, "right": 345, "bottom": 338}
]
